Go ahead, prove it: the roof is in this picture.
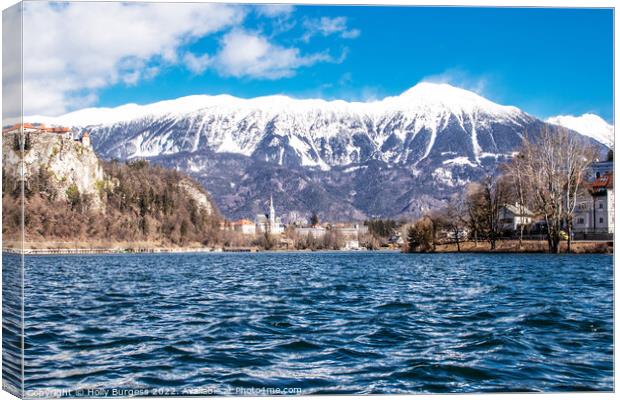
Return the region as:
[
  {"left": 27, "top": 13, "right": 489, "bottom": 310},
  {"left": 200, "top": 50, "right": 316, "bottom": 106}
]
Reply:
[
  {"left": 502, "top": 203, "right": 534, "bottom": 216},
  {"left": 40, "top": 126, "right": 70, "bottom": 133},
  {"left": 590, "top": 172, "right": 613, "bottom": 190},
  {"left": 233, "top": 219, "right": 255, "bottom": 225}
]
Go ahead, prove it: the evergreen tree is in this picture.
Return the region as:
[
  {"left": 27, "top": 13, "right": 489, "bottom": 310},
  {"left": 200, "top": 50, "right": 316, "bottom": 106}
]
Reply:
[{"left": 310, "top": 211, "right": 319, "bottom": 227}]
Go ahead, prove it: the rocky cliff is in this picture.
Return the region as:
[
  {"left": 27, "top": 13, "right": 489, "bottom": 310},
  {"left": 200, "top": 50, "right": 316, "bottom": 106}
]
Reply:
[{"left": 3, "top": 131, "right": 105, "bottom": 209}]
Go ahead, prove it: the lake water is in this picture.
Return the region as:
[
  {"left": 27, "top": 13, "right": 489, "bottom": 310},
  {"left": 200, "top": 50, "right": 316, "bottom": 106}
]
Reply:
[{"left": 17, "top": 252, "right": 614, "bottom": 395}]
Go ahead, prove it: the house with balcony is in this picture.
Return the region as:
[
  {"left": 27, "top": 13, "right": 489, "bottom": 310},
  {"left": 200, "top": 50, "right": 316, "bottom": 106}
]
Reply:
[{"left": 573, "top": 172, "right": 614, "bottom": 234}]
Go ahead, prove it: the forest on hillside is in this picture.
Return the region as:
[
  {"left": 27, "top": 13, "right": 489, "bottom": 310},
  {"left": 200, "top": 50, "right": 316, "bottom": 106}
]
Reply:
[{"left": 2, "top": 160, "right": 222, "bottom": 246}]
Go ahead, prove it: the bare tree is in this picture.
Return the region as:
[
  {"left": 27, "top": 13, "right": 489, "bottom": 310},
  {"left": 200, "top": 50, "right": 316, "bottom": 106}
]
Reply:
[
  {"left": 425, "top": 211, "right": 444, "bottom": 252},
  {"left": 560, "top": 130, "right": 598, "bottom": 252},
  {"left": 481, "top": 173, "right": 509, "bottom": 250},
  {"left": 439, "top": 194, "right": 468, "bottom": 252},
  {"left": 502, "top": 153, "right": 532, "bottom": 249},
  {"left": 465, "top": 182, "right": 485, "bottom": 246},
  {"left": 515, "top": 127, "right": 597, "bottom": 253}
]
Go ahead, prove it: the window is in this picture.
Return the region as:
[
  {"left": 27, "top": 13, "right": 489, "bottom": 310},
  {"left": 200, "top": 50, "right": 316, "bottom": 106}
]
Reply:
[
  {"left": 577, "top": 218, "right": 585, "bottom": 224},
  {"left": 599, "top": 202, "right": 604, "bottom": 209},
  {"left": 599, "top": 217, "right": 604, "bottom": 224}
]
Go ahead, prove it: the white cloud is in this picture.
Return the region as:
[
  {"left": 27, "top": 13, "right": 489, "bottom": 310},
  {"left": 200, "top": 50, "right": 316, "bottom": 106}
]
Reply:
[
  {"left": 3, "top": 3, "right": 22, "bottom": 124},
  {"left": 21, "top": 2, "right": 351, "bottom": 116},
  {"left": 255, "top": 4, "right": 295, "bottom": 18},
  {"left": 212, "top": 30, "right": 332, "bottom": 79},
  {"left": 184, "top": 53, "right": 212, "bottom": 75},
  {"left": 22, "top": 2, "right": 245, "bottom": 115},
  {"left": 302, "top": 17, "right": 361, "bottom": 42},
  {"left": 341, "top": 29, "right": 361, "bottom": 39}
]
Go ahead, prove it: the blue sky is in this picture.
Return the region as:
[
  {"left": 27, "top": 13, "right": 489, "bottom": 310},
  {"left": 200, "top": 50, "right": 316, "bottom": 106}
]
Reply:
[{"left": 23, "top": 3, "right": 613, "bottom": 121}]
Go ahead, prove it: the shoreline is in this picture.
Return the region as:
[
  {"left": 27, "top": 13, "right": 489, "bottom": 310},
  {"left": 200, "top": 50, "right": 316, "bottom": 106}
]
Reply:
[
  {"left": 2, "top": 246, "right": 258, "bottom": 256},
  {"left": 429, "top": 240, "right": 613, "bottom": 254},
  {"left": 1, "top": 238, "right": 612, "bottom": 256},
  {"left": 2, "top": 247, "right": 387, "bottom": 256},
  {"left": 2, "top": 242, "right": 612, "bottom": 256}
]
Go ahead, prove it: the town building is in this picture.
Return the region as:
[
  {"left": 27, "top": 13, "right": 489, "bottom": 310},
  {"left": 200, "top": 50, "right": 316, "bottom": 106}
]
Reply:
[
  {"left": 255, "top": 196, "right": 284, "bottom": 235},
  {"left": 232, "top": 219, "right": 257, "bottom": 235},
  {"left": 573, "top": 172, "right": 614, "bottom": 234},
  {"left": 499, "top": 203, "right": 535, "bottom": 232},
  {"left": 295, "top": 226, "right": 327, "bottom": 238},
  {"left": 334, "top": 223, "right": 368, "bottom": 239},
  {"left": 589, "top": 157, "right": 614, "bottom": 180},
  {"left": 342, "top": 239, "right": 361, "bottom": 250}
]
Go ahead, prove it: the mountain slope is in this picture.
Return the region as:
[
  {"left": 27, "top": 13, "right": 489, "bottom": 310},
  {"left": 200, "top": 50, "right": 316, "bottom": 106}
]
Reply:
[
  {"left": 26, "top": 83, "right": 604, "bottom": 221},
  {"left": 546, "top": 113, "right": 614, "bottom": 148}
]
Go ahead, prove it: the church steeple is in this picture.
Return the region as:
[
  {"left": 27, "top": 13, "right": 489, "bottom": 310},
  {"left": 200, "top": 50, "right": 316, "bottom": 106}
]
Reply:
[{"left": 269, "top": 195, "right": 276, "bottom": 226}]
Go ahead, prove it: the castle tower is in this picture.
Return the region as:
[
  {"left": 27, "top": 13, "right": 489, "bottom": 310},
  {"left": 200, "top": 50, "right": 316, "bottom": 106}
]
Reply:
[{"left": 81, "top": 131, "right": 91, "bottom": 147}]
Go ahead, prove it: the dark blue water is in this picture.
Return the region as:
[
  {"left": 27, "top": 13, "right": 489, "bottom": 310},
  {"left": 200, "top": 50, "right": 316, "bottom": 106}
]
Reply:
[
  {"left": 22, "top": 252, "right": 612, "bottom": 395},
  {"left": 3, "top": 253, "right": 23, "bottom": 397}
]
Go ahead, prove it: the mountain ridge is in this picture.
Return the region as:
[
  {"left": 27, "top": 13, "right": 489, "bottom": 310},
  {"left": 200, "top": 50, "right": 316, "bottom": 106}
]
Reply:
[
  {"left": 23, "top": 83, "right": 609, "bottom": 221},
  {"left": 546, "top": 113, "right": 614, "bottom": 148}
]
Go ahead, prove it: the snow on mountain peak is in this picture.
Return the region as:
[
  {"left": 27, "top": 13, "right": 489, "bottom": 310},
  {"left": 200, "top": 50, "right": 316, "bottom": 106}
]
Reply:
[
  {"left": 22, "top": 82, "right": 540, "bottom": 172},
  {"left": 27, "top": 82, "right": 525, "bottom": 127},
  {"left": 546, "top": 113, "right": 614, "bottom": 148},
  {"left": 400, "top": 82, "right": 483, "bottom": 99}
]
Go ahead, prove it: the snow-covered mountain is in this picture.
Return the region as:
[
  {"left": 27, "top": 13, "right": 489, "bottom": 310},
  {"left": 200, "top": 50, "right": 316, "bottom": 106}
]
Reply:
[
  {"left": 26, "top": 83, "right": 606, "bottom": 220},
  {"left": 546, "top": 113, "right": 614, "bottom": 148}
]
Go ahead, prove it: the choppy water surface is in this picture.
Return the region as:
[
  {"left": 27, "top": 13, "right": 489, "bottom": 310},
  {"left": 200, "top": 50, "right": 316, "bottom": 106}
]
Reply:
[{"left": 24, "top": 252, "right": 612, "bottom": 395}]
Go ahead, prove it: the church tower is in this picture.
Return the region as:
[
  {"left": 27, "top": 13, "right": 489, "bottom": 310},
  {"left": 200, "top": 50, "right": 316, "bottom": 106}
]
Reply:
[
  {"left": 81, "top": 131, "right": 91, "bottom": 147},
  {"left": 269, "top": 195, "right": 276, "bottom": 228}
]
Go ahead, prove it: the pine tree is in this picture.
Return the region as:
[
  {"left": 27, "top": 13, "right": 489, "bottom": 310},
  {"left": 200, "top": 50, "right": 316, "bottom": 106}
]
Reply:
[{"left": 310, "top": 211, "right": 319, "bottom": 227}]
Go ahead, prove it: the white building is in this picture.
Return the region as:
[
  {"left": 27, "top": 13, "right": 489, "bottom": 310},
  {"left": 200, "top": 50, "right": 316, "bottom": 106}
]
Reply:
[
  {"left": 499, "top": 203, "right": 535, "bottom": 232},
  {"left": 81, "top": 131, "right": 91, "bottom": 147},
  {"left": 334, "top": 223, "right": 368, "bottom": 239},
  {"left": 342, "top": 239, "right": 361, "bottom": 250},
  {"left": 255, "top": 196, "right": 284, "bottom": 235},
  {"left": 295, "top": 226, "right": 327, "bottom": 238},
  {"left": 232, "top": 219, "right": 257, "bottom": 235},
  {"left": 573, "top": 172, "right": 614, "bottom": 234}
]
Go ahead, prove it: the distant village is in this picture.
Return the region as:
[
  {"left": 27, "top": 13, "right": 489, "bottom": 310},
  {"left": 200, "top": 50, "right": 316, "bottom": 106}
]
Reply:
[
  {"left": 215, "top": 153, "right": 613, "bottom": 253},
  {"left": 218, "top": 196, "right": 375, "bottom": 251}
]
